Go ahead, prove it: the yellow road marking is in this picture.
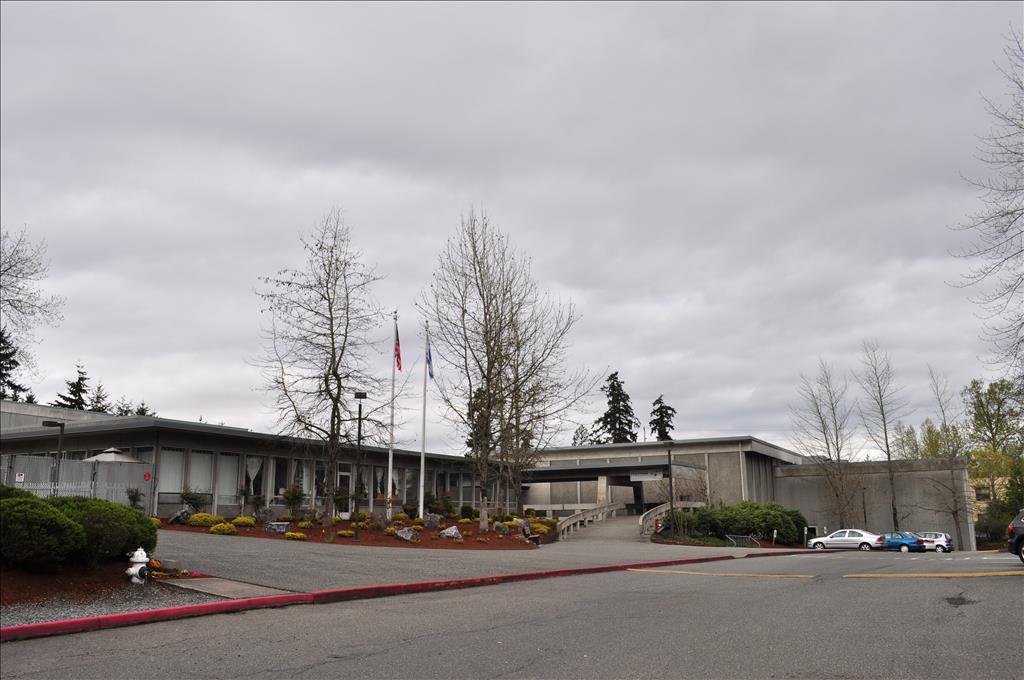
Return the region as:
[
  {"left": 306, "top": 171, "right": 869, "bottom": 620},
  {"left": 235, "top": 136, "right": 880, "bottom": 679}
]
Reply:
[
  {"left": 627, "top": 568, "right": 815, "bottom": 579},
  {"left": 843, "top": 571, "right": 1024, "bottom": 579}
]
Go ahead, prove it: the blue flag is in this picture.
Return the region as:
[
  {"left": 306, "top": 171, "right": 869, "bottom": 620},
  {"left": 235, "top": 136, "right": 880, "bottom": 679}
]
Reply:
[{"left": 426, "top": 337, "right": 434, "bottom": 379}]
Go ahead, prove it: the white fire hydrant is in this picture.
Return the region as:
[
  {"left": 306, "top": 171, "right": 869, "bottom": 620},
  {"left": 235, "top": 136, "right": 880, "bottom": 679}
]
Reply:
[{"left": 126, "top": 547, "right": 151, "bottom": 584}]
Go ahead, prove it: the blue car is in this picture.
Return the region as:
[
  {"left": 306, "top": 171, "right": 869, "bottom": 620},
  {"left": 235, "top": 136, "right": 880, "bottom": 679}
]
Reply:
[{"left": 881, "top": 531, "right": 926, "bottom": 553}]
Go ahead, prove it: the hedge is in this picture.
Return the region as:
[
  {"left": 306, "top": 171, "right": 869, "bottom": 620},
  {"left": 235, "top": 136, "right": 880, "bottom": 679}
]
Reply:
[
  {"left": 45, "top": 496, "right": 158, "bottom": 564},
  {"left": 0, "top": 497, "right": 86, "bottom": 568},
  {"left": 0, "top": 485, "right": 36, "bottom": 501},
  {"left": 665, "top": 501, "right": 808, "bottom": 545}
]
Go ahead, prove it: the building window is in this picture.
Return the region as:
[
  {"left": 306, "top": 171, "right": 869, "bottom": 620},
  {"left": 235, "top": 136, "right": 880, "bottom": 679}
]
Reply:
[
  {"left": 975, "top": 486, "right": 992, "bottom": 501},
  {"left": 158, "top": 448, "right": 184, "bottom": 494},
  {"left": 188, "top": 450, "right": 214, "bottom": 494}
]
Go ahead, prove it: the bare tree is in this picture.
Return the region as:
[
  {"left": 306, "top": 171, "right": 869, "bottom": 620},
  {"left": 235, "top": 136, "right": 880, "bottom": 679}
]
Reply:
[
  {"left": 855, "top": 340, "right": 910, "bottom": 531},
  {"left": 420, "top": 211, "right": 592, "bottom": 528},
  {"left": 909, "top": 367, "right": 971, "bottom": 549},
  {"left": 956, "top": 29, "right": 1024, "bottom": 380},
  {"left": 256, "top": 208, "right": 385, "bottom": 526},
  {"left": 0, "top": 225, "right": 64, "bottom": 362},
  {"left": 791, "top": 359, "right": 859, "bottom": 528}
]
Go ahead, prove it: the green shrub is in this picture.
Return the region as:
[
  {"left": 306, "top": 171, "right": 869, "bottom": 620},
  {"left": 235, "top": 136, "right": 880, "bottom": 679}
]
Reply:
[
  {"left": 685, "top": 501, "right": 803, "bottom": 544},
  {"left": 187, "top": 512, "right": 225, "bottom": 528},
  {"left": 0, "top": 497, "right": 85, "bottom": 568},
  {"left": 279, "top": 515, "right": 295, "bottom": 522},
  {"left": 412, "top": 516, "right": 425, "bottom": 525},
  {"left": 401, "top": 503, "right": 417, "bottom": 518},
  {"left": 231, "top": 516, "right": 256, "bottom": 527},
  {"left": 210, "top": 522, "right": 237, "bottom": 535},
  {"left": 460, "top": 505, "right": 475, "bottom": 519},
  {"left": 297, "top": 520, "right": 313, "bottom": 529},
  {"left": 282, "top": 485, "right": 306, "bottom": 517},
  {"left": 45, "top": 496, "right": 157, "bottom": 563},
  {"left": 384, "top": 526, "right": 397, "bottom": 535},
  {"left": 351, "top": 521, "right": 370, "bottom": 530},
  {"left": 180, "top": 487, "right": 205, "bottom": 512},
  {"left": 524, "top": 508, "right": 537, "bottom": 517},
  {"left": 540, "top": 517, "right": 558, "bottom": 528},
  {"left": 284, "top": 531, "right": 307, "bottom": 541},
  {"left": 393, "top": 512, "right": 409, "bottom": 522},
  {"left": 125, "top": 487, "right": 144, "bottom": 511},
  {"left": 0, "top": 485, "right": 36, "bottom": 501},
  {"left": 530, "top": 523, "right": 550, "bottom": 536}
]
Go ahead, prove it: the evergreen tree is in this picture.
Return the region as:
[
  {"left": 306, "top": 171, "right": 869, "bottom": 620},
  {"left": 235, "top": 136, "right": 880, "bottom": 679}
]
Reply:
[
  {"left": 133, "top": 400, "right": 156, "bottom": 416},
  {"left": 649, "top": 394, "right": 677, "bottom": 441},
  {"left": 113, "top": 396, "right": 134, "bottom": 416},
  {"left": 88, "top": 381, "right": 112, "bottom": 413},
  {"left": 591, "top": 372, "right": 639, "bottom": 444},
  {"left": 0, "top": 328, "right": 29, "bottom": 401},
  {"left": 51, "top": 363, "right": 90, "bottom": 410},
  {"left": 571, "top": 424, "right": 590, "bottom": 446}
]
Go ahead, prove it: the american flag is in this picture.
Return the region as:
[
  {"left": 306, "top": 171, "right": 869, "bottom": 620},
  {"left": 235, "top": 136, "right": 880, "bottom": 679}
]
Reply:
[{"left": 394, "top": 321, "right": 402, "bottom": 371}]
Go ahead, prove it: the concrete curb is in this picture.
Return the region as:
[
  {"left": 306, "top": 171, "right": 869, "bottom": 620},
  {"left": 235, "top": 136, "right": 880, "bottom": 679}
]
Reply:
[{"left": 1, "top": 551, "right": 823, "bottom": 642}]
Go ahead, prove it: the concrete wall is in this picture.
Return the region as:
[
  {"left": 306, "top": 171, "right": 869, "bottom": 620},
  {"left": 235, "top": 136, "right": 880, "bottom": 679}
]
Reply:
[
  {"left": 1, "top": 400, "right": 121, "bottom": 430},
  {"left": 774, "top": 459, "right": 976, "bottom": 550}
]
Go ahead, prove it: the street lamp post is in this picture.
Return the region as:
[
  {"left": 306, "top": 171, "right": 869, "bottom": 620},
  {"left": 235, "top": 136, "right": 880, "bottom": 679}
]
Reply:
[
  {"left": 667, "top": 443, "right": 676, "bottom": 536},
  {"left": 41, "top": 420, "right": 65, "bottom": 497},
  {"left": 354, "top": 391, "right": 367, "bottom": 541}
]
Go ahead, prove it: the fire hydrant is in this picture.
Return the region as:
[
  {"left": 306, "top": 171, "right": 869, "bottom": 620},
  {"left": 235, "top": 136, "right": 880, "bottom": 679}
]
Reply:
[{"left": 126, "top": 547, "right": 151, "bottom": 584}]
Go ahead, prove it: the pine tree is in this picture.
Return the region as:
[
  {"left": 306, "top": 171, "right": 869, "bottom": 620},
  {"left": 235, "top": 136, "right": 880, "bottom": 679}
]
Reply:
[
  {"left": 0, "top": 328, "right": 29, "bottom": 401},
  {"left": 113, "top": 396, "right": 134, "bottom": 416},
  {"left": 649, "top": 394, "right": 677, "bottom": 441},
  {"left": 591, "top": 372, "right": 639, "bottom": 444},
  {"left": 88, "top": 381, "right": 112, "bottom": 413},
  {"left": 133, "top": 400, "right": 156, "bottom": 416},
  {"left": 51, "top": 363, "right": 90, "bottom": 410},
  {"left": 571, "top": 424, "right": 591, "bottom": 446}
]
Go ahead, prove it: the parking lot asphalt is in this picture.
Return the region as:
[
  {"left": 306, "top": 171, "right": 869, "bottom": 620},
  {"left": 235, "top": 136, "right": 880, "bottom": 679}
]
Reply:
[
  {"left": 3, "top": 550, "right": 1021, "bottom": 680},
  {"left": 151, "top": 518, "right": 773, "bottom": 592}
]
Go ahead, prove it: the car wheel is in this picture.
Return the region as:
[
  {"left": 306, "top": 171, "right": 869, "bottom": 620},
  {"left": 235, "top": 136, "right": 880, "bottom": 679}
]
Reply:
[
  {"left": 935, "top": 545, "right": 946, "bottom": 553},
  {"left": 859, "top": 542, "right": 872, "bottom": 551},
  {"left": 1017, "top": 541, "right": 1024, "bottom": 564},
  {"left": 899, "top": 544, "right": 909, "bottom": 553},
  {"left": 813, "top": 542, "right": 825, "bottom": 550}
]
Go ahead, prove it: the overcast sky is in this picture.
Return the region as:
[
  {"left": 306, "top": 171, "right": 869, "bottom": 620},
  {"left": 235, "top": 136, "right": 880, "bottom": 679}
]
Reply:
[{"left": 1, "top": 2, "right": 1019, "bottom": 456}]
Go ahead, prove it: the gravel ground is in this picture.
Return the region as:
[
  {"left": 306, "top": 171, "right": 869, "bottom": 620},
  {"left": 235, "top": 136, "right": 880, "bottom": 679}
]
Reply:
[{"left": 0, "top": 581, "right": 224, "bottom": 627}]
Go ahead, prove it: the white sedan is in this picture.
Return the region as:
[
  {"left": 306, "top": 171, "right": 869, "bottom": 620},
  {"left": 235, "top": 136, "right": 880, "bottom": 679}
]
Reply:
[{"left": 807, "top": 529, "right": 884, "bottom": 551}]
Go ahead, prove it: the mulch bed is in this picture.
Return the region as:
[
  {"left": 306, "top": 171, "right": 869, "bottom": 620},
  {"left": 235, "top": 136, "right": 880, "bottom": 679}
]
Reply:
[
  {"left": 1, "top": 562, "right": 128, "bottom": 607},
  {"left": 159, "top": 520, "right": 549, "bottom": 550}
]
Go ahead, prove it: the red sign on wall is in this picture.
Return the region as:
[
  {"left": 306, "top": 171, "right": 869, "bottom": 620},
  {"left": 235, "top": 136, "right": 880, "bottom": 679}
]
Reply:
[{"left": 143, "top": 472, "right": 152, "bottom": 481}]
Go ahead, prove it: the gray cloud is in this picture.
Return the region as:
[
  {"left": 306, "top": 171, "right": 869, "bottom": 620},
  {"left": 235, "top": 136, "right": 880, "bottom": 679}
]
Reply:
[{"left": 1, "top": 2, "right": 1018, "bottom": 454}]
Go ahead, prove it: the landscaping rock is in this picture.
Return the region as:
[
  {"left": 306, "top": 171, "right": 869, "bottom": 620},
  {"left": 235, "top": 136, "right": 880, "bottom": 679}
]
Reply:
[
  {"left": 396, "top": 527, "right": 419, "bottom": 542},
  {"left": 439, "top": 525, "right": 462, "bottom": 540},
  {"left": 424, "top": 513, "right": 441, "bottom": 528}
]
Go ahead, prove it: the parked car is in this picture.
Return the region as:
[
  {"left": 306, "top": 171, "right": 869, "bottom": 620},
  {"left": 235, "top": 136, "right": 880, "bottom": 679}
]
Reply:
[
  {"left": 881, "top": 531, "right": 927, "bottom": 553},
  {"left": 914, "top": 531, "right": 953, "bottom": 552},
  {"left": 1008, "top": 510, "right": 1024, "bottom": 564},
  {"left": 808, "top": 529, "right": 883, "bottom": 551}
]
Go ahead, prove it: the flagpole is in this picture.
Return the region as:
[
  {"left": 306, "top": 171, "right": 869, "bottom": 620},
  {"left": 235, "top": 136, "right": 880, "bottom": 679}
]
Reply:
[
  {"left": 387, "top": 310, "right": 397, "bottom": 521},
  {"left": 418, "top": 321, "right": 429, "bottom": 518}
]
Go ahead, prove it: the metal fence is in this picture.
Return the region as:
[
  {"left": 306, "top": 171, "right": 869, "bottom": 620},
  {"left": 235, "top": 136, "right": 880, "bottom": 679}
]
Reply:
[{"left": 1, "top": 454, "right": 156, "bottom": 510}]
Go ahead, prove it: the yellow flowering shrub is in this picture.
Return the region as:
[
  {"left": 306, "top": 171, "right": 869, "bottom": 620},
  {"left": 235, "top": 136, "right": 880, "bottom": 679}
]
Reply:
[
  {"left": 297, "top": 520, "right": 313, "bottom": 529},
  {"left": 284, "top": 532, "right": 307, "bottom": 541},
  {"left": 231, "top": 516, "right": 256, "bottom": 527},
  {"left": 150, "top": 517, "right": 162, "bottom": 527},
  {"left": 188, "top": 513, "right": 225, "bottom": 527},
  {"left": 210, "top": 522, "right": 237, "bottom": 535},
  {"left": 530, "top": 523, "right": 550, "bottom": 536},
  {"left": 384, "top": 526, "right": 397, "bottom": 535},
  {"left": 337, "top": 530, "right": 355, "bottom": 538},
  {"left": 393, "top": 512, "right": 409, "bottom": 521}
]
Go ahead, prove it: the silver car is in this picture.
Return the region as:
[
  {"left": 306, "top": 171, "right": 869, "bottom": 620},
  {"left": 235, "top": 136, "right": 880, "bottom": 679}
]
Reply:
[
  {"left": 914, "top": 531, "right": 954, "bottom": 552},
  {"left": 807, "top": 529, "right": 883, "bottom": 551}
]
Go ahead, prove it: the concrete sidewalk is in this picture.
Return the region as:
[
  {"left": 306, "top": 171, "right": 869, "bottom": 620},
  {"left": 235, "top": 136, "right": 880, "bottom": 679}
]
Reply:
[{"left": 153, "top": 517, "right": 778, "bottom": 593}]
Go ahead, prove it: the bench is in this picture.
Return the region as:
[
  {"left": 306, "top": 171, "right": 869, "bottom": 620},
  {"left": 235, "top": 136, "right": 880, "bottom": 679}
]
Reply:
[{"left": 265, "top": 521, "right": 290, "bottom": 534}]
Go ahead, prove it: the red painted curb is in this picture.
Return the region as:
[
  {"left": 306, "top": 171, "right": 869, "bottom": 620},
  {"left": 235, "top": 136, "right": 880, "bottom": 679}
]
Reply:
[{"left": 0, "top": 592, "right": 312, "bottom": 642}]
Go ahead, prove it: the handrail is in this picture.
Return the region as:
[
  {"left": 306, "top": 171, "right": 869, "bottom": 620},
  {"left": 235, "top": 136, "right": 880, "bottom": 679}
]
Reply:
[
  {"left": 638, "top": 501, "right": 707, "bottom": 535},
  {"left": 556, "top": 502, "right": 625, "bottom": 540},
  {"left": 638, "top": 502, "right": 671, "bottom": 535}
]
